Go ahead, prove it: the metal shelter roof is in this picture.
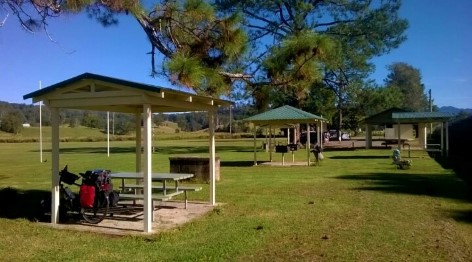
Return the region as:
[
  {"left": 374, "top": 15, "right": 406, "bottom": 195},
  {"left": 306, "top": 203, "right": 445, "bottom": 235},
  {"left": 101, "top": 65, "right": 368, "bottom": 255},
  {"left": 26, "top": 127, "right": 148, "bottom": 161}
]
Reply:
[
  {"left": 23, "top": 72, "right": 232, "bottom": 113},
  {"left": 392, "top": 112, "right": 453, "bottom": 123},
  {"left": 243, "top": 105, "right": 327, "bottom": 125},
  {"left": 362, "top": 107, "right": 453, "bottom": 125}
]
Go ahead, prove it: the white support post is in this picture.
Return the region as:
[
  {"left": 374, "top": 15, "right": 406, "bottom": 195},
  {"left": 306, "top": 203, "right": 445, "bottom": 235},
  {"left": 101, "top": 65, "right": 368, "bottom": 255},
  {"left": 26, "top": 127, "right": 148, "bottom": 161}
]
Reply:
[
  {"left": 269, "top": 126, "right": 273, "bottom": 162},
  {"left": 208, "top": 110, "right": 216, "bottom": 206},
  {"left": 253, "top": 126, "right": 257, "bottom": 166},
  {"left": 287, "top": 128, "right": 290, "bottom": 144},
  {"left": 107, "top": 112, "right": 110, "bottom": 157},
  {"left": 143, "top": 104, "right": 153, "bottom": 233},
  {"left": 39, "top": 81, "right": 43, "bottom": 163},
  {"left": 419, "top": 123, "right": 427, "bottom": 149},
  {"left": 306, "top": 123, "right": 311, "bottom": 166},
  {"left": 135, "top": 113, "right": 142, "bottom": 173},
  {"left": 50, "top": 107, "right": 60, "bottom": 224}
]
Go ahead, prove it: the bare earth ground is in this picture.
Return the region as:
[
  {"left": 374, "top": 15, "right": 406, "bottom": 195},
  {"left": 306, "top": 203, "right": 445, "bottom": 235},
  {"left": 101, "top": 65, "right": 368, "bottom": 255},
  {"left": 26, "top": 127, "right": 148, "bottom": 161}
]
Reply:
[{"left": 42, "top": 200, "right": 215, "bottom": 236}]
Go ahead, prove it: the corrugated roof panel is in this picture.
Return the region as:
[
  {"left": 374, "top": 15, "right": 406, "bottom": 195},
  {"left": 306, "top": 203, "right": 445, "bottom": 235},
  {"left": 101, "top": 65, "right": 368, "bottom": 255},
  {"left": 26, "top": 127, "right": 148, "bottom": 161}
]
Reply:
[
  {"left": 392, "top": 112, "right": 453, "bottom": 119},
  {"left": 244, "top": 105, "right": 326, "bottom": 122},
  {"left": 362, "top": 108, "right": 453, "bottom": 124}
]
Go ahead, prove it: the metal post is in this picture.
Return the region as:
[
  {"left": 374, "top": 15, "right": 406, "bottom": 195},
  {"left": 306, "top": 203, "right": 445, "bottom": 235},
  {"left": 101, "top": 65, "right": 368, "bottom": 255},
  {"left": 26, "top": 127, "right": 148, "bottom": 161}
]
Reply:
[
  {"left": 107, "top": 112, "right": 110, "bottom": 157},
  {"left": 39, "top": 81, "right": 43, "bottom": 163},
  {"left": 50, "top": 107, "right": 60, "bottom": 224},
  {"left": 143, "top": 104, "right": 153, "bottom": 233},
  {"left": 209, "top": 110, "right": 216, "bottom": 206}
]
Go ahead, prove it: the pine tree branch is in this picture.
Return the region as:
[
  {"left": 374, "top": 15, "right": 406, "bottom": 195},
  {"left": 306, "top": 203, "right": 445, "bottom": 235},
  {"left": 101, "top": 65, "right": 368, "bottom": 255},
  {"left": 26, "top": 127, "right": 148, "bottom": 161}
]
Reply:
[
  {"left": 135, "top": 14, "right": 173, "bottom": 58},
  {"left": 218, "top": 71, "right": 252, "bottom": 79},
  {"left": 243, "top": 9, "right": 291, "bottom": 35},
  {"left": 314, "top": 19, "right": 355, "bottom": 28}
]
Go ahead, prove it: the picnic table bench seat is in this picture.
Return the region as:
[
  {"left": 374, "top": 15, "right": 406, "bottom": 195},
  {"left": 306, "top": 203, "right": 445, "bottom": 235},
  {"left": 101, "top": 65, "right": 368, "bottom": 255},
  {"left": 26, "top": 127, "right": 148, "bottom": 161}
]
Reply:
[
  {"left": 122, "top": 184, "right": 202, "bottom": 192},
  {"left": 119, "top": 191, "right": 182, "bottom": 201},
  {"left": 118, "top": 191, "right": 184, "bottom": 221},
  {"left": 120, "top": 184, "right": 202, "bottom": 209}
]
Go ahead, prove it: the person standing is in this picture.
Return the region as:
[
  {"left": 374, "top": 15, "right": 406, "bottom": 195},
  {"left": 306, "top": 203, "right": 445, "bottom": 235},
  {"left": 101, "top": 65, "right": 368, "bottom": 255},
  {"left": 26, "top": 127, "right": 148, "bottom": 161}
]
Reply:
[{"left": 311, "top": 143, "right": 323, "bottom": 163}]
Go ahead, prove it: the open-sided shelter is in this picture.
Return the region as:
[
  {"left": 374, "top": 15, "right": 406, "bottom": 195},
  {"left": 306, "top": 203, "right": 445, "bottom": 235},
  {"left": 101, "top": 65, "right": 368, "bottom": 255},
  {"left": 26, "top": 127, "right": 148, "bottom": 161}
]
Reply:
[
  {"left": 23, "top": 73, "right": 231, "bottom": 233},
  {"left": 362, "top": 107, "right": 453, "bottom": 156},
  {"left": 244, "top": 105, "right": 327, "bottom": 166}
]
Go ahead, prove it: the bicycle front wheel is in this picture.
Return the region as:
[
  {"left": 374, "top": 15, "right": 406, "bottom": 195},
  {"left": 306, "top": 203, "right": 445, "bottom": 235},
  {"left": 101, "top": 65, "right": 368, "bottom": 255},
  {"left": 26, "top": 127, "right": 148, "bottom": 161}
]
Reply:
[{"left": 81, "top": 193, "right": 109, "bottom": 224}]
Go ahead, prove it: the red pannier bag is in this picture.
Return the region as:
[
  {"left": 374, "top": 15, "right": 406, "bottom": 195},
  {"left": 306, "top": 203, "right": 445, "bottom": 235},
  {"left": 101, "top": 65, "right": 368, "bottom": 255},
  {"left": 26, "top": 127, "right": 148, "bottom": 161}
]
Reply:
[{"left": 80, "top": 184, "right": 95, "bottom": 208}]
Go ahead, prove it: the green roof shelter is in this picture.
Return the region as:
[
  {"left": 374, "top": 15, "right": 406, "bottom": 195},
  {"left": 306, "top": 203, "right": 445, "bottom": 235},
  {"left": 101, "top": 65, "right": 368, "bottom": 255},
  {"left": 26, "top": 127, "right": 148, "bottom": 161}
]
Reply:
[
  {"left": 362, "top": 108, "right": 453, "bottom": 156},
  {"left": 24, "top": 73, "right": 231, "bottom": 233},
  {"left": 244, "top": 105, "right": 327, "bottom": 166}
]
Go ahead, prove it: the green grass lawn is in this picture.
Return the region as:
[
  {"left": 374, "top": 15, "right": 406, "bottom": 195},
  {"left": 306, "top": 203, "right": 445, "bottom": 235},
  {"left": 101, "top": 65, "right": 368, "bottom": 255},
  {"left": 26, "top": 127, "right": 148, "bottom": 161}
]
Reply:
[{"left": 0, "top": 139, "right": 471, "bottom": 261}]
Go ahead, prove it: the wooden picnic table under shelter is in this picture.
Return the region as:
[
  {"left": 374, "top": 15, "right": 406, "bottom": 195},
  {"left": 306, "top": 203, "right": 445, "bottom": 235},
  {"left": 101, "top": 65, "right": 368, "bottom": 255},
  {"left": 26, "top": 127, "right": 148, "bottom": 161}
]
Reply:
[
  {"left": 244, "top": 105, "right": 327, "bottom": 166},
  {"left": 23, "top": 72, "right": 231, "bottom": 233}
]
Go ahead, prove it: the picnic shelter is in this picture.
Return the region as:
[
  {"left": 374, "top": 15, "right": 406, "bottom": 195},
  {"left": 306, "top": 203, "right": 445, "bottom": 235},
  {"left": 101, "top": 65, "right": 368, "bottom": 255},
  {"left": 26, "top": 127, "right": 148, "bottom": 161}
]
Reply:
[
  {"left": 362, "top": 107, "right": 453, "bottom": 156},
  {"left": 244, "top": 105, "right": 327, "bottom": 166},
  {"left": 23, "top": 73, "right": 231, "bottom": 233}
]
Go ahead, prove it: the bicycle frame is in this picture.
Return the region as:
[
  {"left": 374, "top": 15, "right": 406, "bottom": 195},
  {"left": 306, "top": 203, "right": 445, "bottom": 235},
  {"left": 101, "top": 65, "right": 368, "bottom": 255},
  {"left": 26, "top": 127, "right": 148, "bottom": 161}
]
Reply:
[{"left": 41, "top": 166, "right": 109, "bottom": 224}]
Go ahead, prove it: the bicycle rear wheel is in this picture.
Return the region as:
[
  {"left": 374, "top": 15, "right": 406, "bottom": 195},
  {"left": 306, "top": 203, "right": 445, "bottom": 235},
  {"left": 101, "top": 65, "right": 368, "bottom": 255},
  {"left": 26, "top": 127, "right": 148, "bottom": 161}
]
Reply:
[{"left": 81, "top": 193, "right": 109, "bottom": 224}]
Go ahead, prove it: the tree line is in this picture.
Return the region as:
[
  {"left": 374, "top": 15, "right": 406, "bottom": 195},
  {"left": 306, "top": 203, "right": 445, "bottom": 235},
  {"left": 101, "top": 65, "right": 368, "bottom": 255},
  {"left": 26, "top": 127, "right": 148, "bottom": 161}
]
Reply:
[{"left": 0, "top": 101, "right": 257, "bottom": 134}]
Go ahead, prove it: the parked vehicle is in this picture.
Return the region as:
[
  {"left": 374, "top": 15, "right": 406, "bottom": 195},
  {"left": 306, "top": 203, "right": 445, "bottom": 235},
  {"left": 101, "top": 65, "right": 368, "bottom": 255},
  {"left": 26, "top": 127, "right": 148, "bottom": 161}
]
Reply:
[{"left": 327, "top": 130, "right": 351, "bottom": 141}]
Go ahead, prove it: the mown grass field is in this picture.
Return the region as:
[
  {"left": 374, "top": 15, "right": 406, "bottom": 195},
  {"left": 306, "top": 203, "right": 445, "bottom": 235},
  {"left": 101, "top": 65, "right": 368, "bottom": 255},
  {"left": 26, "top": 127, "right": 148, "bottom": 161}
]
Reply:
[
  {"left": 0, "top": 139, "right": 471, "bottom": 261},
  {"left": 0, "top": 126, "right": 251, "bottom": 143}
]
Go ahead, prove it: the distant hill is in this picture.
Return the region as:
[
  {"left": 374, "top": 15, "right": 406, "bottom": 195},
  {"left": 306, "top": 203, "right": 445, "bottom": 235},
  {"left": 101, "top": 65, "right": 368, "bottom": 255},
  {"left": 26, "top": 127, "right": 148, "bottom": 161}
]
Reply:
[{"left": 439, "top": 106, "right": 472, "bottom": 115}]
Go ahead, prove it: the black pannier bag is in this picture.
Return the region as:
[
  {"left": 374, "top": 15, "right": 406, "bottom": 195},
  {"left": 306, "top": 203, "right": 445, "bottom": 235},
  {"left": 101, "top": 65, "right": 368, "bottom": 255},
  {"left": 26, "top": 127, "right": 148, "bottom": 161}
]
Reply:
[
  {"left": 108, "top": 191, "right": 120, "bottom": 207},
  {"left": 59, "top": 166, "right": 80, "bottom": 185},
  {"left": 82, "top": 169, "right": 112, "bottom": 192}
]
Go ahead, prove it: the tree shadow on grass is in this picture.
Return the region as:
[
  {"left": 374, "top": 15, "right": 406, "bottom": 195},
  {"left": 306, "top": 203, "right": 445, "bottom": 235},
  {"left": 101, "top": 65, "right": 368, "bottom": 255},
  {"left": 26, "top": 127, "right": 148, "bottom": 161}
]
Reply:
[
  {"left": 448, "top": 210, "right": 472, "bottom": 224},
  {"left": 0, "top": 187, "right": 48, "bottom": 221},
  {"left": 335, "top": 172, "right": 472, "bottom": 223},
  {"left": 31, "top": 145, "right": 252, "bottom": 155},
  {"left": 220, "top": 161, "right": 256, "bottom": 167},
  {"left": 330, "top": 156, "right": 390, "bottom": 159},
  {"left": 32, "top": 147, "right": 136, "bottom": 154}
]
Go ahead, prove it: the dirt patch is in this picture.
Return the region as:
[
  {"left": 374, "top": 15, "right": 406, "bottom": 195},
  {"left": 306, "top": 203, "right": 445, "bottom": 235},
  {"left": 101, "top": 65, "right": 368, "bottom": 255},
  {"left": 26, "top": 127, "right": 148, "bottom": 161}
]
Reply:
[{"left": 41, "top": 201, "right": 215, "bottom": 236}]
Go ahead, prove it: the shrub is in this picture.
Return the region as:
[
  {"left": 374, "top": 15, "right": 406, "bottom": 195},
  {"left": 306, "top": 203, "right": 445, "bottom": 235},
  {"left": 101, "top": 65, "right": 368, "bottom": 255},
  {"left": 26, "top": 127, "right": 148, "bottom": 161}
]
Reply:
[{"left": 0, "top": 110, "right": 25, "bottom": 134}]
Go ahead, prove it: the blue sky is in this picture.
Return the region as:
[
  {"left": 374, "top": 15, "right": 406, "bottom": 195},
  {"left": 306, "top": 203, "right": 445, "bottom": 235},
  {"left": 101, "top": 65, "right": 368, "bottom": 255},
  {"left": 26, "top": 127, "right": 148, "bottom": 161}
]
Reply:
[{"left": 1, "top": 0, "right": 471, "bottom": 108}]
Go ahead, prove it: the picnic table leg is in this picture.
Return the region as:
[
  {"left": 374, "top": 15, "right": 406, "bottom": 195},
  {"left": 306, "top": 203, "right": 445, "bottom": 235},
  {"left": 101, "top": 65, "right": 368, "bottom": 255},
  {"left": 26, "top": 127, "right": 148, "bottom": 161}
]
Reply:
[{"left": 184, "top": 191, "right": 188, "bottom": 209}]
